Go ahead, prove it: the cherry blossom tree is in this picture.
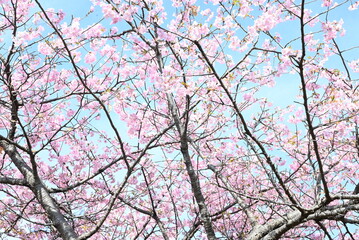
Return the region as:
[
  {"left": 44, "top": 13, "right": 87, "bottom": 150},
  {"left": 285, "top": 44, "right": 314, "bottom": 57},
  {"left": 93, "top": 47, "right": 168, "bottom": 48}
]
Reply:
[{"left": 0, "top": 0, "right": 359, "bottom": 239}]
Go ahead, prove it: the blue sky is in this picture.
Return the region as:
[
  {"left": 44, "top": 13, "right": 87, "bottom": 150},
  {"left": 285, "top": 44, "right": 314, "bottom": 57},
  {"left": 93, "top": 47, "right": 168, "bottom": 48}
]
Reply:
[{"left": 1, "top": 0, "right": 359, "bottom": 238}]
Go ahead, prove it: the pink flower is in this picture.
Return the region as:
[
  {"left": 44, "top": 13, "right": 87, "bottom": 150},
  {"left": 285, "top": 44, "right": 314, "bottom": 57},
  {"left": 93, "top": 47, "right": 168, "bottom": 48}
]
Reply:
[
  {"left": 322, "top": 0, "right": 333, "bottom": 7},
  {"left": 274, "top": 157, "right": 286, "bottom": 166},
  {"left": 348, "top": 1, "right": 359, "bottom": 10},
  {"left": 72, "top": 51, "right": 81, "bottom": 63},
  {"left": 243, "top": 93, "right": 254, "bottom": 101},
  {"left": 349, "top": 59, "right": 359, "bottom": 72},
  {"left": 322, "top": 19, "right": 345, "bottom": 41},
  {"left": 38, "top": 42, "right": 53, "bottom": 55},
  {"left": 85, "top": 52, "right": 96, "bottom": 64},
  {"left": 290, "top": 161, "right": 300, "bottom": 171}
]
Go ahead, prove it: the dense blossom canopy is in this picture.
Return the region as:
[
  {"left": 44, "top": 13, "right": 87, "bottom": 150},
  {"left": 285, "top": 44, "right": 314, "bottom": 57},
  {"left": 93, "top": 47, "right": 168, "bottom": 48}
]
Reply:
[{"left": 0, "top": 0, "right": 358, "bottom": 239}]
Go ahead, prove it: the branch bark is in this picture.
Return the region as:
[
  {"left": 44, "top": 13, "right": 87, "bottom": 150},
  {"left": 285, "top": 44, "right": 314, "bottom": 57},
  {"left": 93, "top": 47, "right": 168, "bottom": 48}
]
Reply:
[{"left": 0, "top": 139, "right": 79, "bottom": 240}]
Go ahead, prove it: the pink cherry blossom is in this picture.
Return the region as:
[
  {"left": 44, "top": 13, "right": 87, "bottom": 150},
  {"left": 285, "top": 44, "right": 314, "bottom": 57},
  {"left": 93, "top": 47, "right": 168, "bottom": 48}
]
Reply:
[
  {"left": 0, "top": 0, "right": 358, "bottom": 240},
  {"left": 38, "top": 41, "right": 53, "bottom": 55},
  {"left": 85, "top": 51, "right": 96, "bottom": 64}
]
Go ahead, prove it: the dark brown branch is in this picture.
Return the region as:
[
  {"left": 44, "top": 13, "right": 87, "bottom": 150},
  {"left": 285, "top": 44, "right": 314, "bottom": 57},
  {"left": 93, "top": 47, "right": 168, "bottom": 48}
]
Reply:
[{"left": 298, "top": 0, "right": 330, "bottom": 199}]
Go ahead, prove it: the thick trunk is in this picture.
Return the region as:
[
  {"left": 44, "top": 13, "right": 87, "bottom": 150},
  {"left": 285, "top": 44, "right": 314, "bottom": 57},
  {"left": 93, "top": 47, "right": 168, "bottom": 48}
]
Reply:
[
  {"left": 166, "top": 95, "right": 217, "bottom": 239},
  {"left": 247, "top": 203, "right": 359, "bottom": 240},
  {"left": 0, "top": 140, "right": 79, "bottom": 240},
  {"left": 181, "top": 140, "right": 217, "bottom": 240}
]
